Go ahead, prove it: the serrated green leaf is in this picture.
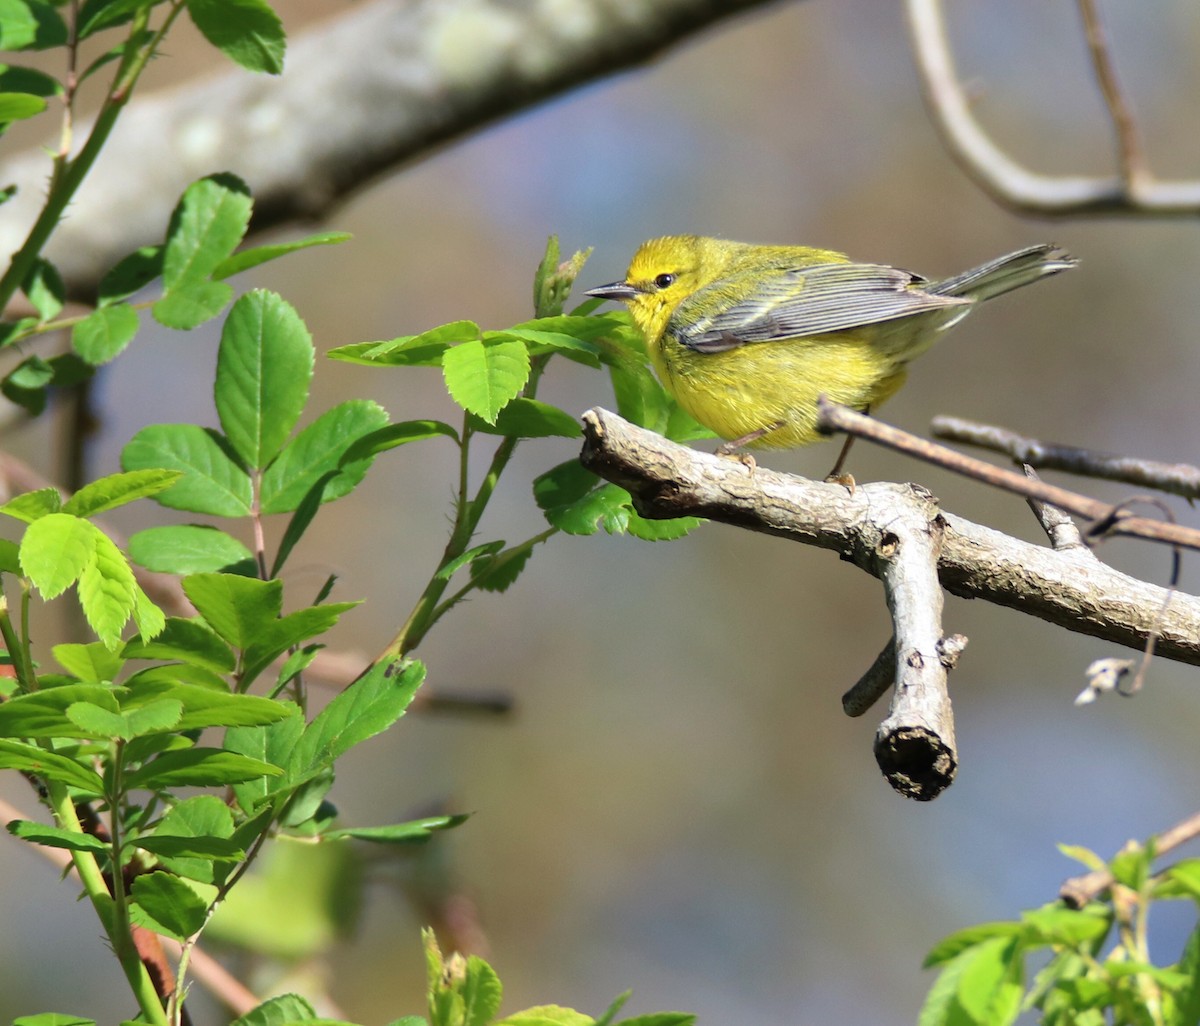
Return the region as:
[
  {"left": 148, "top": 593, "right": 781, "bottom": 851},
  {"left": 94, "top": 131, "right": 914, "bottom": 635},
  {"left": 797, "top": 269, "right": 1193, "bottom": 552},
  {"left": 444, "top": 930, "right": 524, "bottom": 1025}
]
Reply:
[
  {"left": 625, "top": 508, "right": 703, "bottom": 541},
  {"left": 19, "top": 513, "right": 96, "bottom": 598},
  {"left": 0, "top": 684, "right": 118, "bottom": 737},
  {"left": 214, "top": 232, "right": 351, "bottom": 279},
  {"left": 229, "top": 995, "right": 318, "bottom": 1026},
  {"left": 98, "top": 245, "right": 163, "bottom": 305},
  {"left": 0, "top": 0, "right": 66, "bottom": 50},
  {"left": 67, "top": 698, "right": 183, "bottom": 739},
  {"left": 130, "top": 870, "right": 211, "bottom": 942},
  {"left": 153, "top": 278, "right": 234, "bottom": 329},
  {"left": 122, "top": 424, "right": 252, "bottom": 517},
  {"left": 289, "top": 659, "right": 424, "bottom": 781},
  {"left": 64, "top": 469, "right": 183, "bottom": 518},
  {"left": 63, "top": 700, "right": 129, "bottom": 737},
  {"left": 22, "top": 258, "right": 63, "bottom": 320},
  {"left": 339, "top": 420, "right": 459, "bottom": 462},
  {"left": 226, "top": 703, "right": 304, "bottom": 812},
  {"left": 542, "top": 482, "right": 629, "bottom": 536},
  {"left": 436, "top": 541, "right": 505, "bottom": 581},
  {"left": 241, "top": 601, "right": 359, "bottom": 685},
  {"left": 469, "top": 546, "right": 534, "bottom": 594},
  {"left": 128, "top": 524, "right": 255, "bottom": 575},
  {"left": 183, "top": 573, "right": 281, "bottom": 648},
  {"left": 614, "top": 1015, "right": 696, "bottom": 1026},
  {"left": 187, "top": 0, "right": 285, "bottom": 74},
  {"left": 493, "top": 1007, "right": 594, "bottom": 1026},
  {"left": 323, "top": 814, "right": 469, "bottom": 844},
  {"left": 442, "top": 337, "right": 530, "bottom": 423},
  {"left": 216, "top": 289, "right": 314, "bottom": 469},
  {"left": 12, "top": 1016, "right": 95, "bottom": 1026},
  {"left": 129, "top": 683, "right": 290, "bottom": 731},
  {"left": 125, "top": 747, "right": 282, "bottom": 790},
  {"left": 132, "top": 583, "right": 167, "bottom": 643},
  {"left": 0, "top": 63, "right": 61, "bottom": 98},
  {"left": 0, "top": 90, "right": 46, "bottom": 121},
  {"left": 469, "top": 398, "right": 581, "bottom": 439},
  {"left": 7, "top": 818, "right": 110, "bottom": 854},
  {"left": 52, "top": 641, "right": 124, "bottom": 682},
  {"left": 163, "top": 173, "right": 253, "bottom": 288},
  {"left": 923, "top": 921, "right": 1025, "bottom": 969},
  {"left": 72, "top": 303, "right": 139, "bottom": 364},
  {"left": 0, "top": 738, "right": 104, "bottom": 792},
  {"left": 123, "top": 616, "right": 236, "bottom": 672},
  {"left": 144, "top": 794, "right": 237, "bottom": 884},
  {"left": 259, "top": 399, "right": 388, "bottom": 513},
  {"left": 1, "top": 486, "right": 62, "bottom": 523},
  {"left": 78, "top": 530, "right": 137, "bottom": 649},
  {"left": 2, "top": 354, "right": 52, "bottom": 414},
  {"left": 1021, "top": 904, "right": 1111, "bottom": 947}
]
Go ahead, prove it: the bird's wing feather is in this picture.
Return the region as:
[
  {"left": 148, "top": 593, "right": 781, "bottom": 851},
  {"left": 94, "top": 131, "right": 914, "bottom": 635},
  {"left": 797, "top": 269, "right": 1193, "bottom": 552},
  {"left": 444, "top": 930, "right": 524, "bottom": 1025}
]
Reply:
[{"left": 670, "top": 263, "right": 971, "bottom": 354}]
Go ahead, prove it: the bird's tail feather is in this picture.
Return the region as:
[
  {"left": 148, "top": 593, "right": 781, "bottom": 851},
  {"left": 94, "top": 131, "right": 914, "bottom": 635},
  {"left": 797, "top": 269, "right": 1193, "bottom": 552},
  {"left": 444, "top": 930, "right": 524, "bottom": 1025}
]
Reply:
[{"left": 931, "top": 244, "right": 1077, "bottom": 302}]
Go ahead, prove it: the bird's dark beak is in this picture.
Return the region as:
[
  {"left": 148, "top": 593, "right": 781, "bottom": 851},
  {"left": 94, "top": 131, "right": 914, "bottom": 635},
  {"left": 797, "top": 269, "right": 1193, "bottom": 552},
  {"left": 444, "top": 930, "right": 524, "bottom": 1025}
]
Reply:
[{"left": 585, "top": 281, "right": 640, "bottom": 301}]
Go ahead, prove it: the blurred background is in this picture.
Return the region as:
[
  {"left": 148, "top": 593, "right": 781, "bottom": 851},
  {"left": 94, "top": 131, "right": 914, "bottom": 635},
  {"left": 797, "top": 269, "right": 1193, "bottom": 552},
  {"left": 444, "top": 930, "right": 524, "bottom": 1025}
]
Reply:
[{"left": 4, "top": 0, "right": 1200, "bottom": 1022}]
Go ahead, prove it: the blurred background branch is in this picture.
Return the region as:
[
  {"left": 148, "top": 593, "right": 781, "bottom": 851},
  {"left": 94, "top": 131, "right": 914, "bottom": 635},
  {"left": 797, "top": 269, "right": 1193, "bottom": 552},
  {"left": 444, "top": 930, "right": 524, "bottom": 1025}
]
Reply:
[
  {"left": 0, "top": 0, "right": 791, "bottom": 297},
  {"left": 906, "top": 0, "right": 1200, "bottom": 216}
]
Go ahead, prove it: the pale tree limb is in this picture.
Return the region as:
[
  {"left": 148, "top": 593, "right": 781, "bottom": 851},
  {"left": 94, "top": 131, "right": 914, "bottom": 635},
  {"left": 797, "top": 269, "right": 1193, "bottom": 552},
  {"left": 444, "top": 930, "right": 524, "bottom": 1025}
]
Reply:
[
  {"left": 0, "top": 0, "right": 788, "bottom": 296},
  {"left": 581, "top": 408, "right": 1200, "bottom": 794},
  {"left": 905, "top": 0, "right": 1200, "bottom": 216}
]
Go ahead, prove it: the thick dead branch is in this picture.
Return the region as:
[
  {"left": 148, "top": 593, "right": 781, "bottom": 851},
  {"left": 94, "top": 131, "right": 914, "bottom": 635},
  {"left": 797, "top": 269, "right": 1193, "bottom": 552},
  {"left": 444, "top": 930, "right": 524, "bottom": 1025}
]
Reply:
[
  {"left": 906, "top": 0, "right": 1200, "bottom": 216},
  {"left": 0, "top": 0, "right": 787, "bottom": 295},
  {"left": 580, "top": 408, "right": 1200, "bottom": 668}
]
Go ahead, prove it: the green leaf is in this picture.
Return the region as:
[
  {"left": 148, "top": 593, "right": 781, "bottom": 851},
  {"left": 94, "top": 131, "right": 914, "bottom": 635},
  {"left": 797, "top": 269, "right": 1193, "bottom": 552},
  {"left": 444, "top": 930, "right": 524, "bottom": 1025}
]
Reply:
[
  {"left": 0, "top": 739, "right": 104, "bottom": 793},
  {"left": 289, "top": 658, "right": 424, "bottom": 781},
  {"left": 625, "top": 508, "right": 704, "bottom": 541},
  {"left": 339, "top": 420, "right": 459, "bottom": 462},
  {"left": 52, "top": 641, "right": 124, "bottom": 682},
  {"left": 132, "top": 583, "right": 167, "bottom": 643},
  {"left": 12, "top": 1016, "right": 95, "bottom": 1026},
  {"left": 216, "top": 289, "right": 314, "bottom": 469},
  {"left": 64, "top": 469, "right": 182, "bottom": 518},
  {"left": 0, "top": 684, "right": 118, "bottom": 738},
  {"left": 122, "top": 424, "right": 253, "bottom": 517},
  {"left": 614, "top": 1016, "right": 696, "bottom": 1026},
  {"left": 125, "top": 747, "right": 282, "bottom": 790},
  {"left": 183, "top": 573, "right": 281, "bottom": 648},
  {"left": 953, "top": 937, "right": 1022, "bottom": 1026},
  {"left": 532, "top": 236, "right": 592, "bottom": 319},
  {"left": 259, "top": 399, "right": 389, "bottom": 513},
  {"left": 214, "top": 232, "right": 351, "bottom": 279},
  {"left": 241, "top": 601, "right": 359, "bottom": 684},
  {"left": 130, "top": 870, "right": 211, "bottom": 942},
  {"left": 1021, "top": 903, "right": 1111, "bottom": 947},
  {"left": 77, "top": 530, "right": 137, "bottom": 650},
  {"left": 533, "top": 459, "right": 598, "bottom": 512},
  {"left": 19, "top": 512, "right": 96, "bottom": 598},
  {"left": 72, "top": 303, "right": 139, "bottom": 364},
  {"left": 134, "top": 683, "right": 291, "bottom": 731},
  {"left": 0, "top": 0, "right": 66, "bottom": 51},
  {"left": 924, "top": 921, "right": 1025, "bottom": 969},
  {"left": 1171, "top": 918, "right": 1200, "bottom": 1026},
  {"left": 0, "top": 64, "right": 61, "bottom": 98},
  {"left": 128, "top": 524, "right": 255, "bottom": 575},
  {"left": 442, "top": 337, "right": 530, "bottom": 424},
  {"left": 153, "top": 277, "right": 234, "bottom": 329},
  {"left": 485, "top": 326, "right": 600, "bottom": 363},
  {"left": 1, "top": 486, "right": 61, "bottom": 523},
  {"left": 123, "top": 616, "right": 236, "bottom": 673},
  {"left": 436, "top": 541, "right": 505, "bottom": 581},
  {"left": 542, "top": 481, "right": 629, "bottom": 536},
  {"left": 493, "top": 1008, "right": 594, "bottom": 1026},
  {"left": 225, "top": 703, "right": 304, "bottom": 812},
  {"left": 7, "top": 818, "right": 110, "bottom": 854},
  {"left": 144, "top": 794, "right": 237, "bottom": 884},
  {"left": 470, "top": 547, "right": 533, "bottom": 594},
  {"left": 98, "top": 245, "right": 164, "bottom": 305},
  {"left": 66, "top": 698, "right": 183, "bottom": 739},
  {"left": 230, "top": 995, "right": 318, "bottom": 1026},
  {"left": 23, "top": 258, "right": 63, "bottom": 320},
  {"left": 469, "top": 398, "right": 581, "bottom": 439},
  {"left": 187, "top": 0, "right": 286, "bottom": 74},
  {"left": 2, "top": 353, "right": 52, "bottom": 413},
  {"left": 0, "top": 90, "right": 46, "bottom": 121},
  {"left": 163, "top": 173, "right": 253, "bottom": 288},
  {"left": 0, "top": 536, "right": 19, "bottom": 573},
  {"left": 323, "top": 814, "right": 469, "bottom": 844}
]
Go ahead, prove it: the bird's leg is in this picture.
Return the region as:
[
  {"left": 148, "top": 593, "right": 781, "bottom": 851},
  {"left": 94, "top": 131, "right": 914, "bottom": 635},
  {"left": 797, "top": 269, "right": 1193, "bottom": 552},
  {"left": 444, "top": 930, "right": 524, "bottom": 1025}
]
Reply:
[
  {"left": 714, "top": 420, "right": 785, "bottom": 456},
  {"left": 824, "top": 407, "right": 867, "bottom": 491}
]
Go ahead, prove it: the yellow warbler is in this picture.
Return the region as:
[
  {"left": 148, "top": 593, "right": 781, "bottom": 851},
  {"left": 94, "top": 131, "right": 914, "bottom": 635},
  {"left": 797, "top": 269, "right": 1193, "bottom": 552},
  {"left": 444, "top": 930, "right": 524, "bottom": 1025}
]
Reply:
[{"left": 586, "top": 236, "right": 1076, "bottom": 454}]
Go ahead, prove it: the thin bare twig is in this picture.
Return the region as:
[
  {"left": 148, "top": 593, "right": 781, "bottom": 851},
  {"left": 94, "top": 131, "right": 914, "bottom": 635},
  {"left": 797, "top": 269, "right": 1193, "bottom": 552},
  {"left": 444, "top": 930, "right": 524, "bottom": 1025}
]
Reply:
[
  {"left": 1077, "top": 0, "right": 1150, "bottom": 190},
  {"left": 1023, "top": 465, "right": 1087, "bottom": 552},
  {"left": 1061, "top": 808, "right": 1200, "bottom": 908},
  {"left": 817, "top": 400, "right": 1200, "bottom": 553},
  {"left": 931, "top": 416, "right": 1200, "bottom": 500},
  {"left": 905, "top": 0, "right": 1200, "bottom": 216}
]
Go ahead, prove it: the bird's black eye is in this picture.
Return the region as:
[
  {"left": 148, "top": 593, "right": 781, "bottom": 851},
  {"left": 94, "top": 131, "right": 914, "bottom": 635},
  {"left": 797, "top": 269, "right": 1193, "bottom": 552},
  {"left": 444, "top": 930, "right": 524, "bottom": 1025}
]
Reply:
[{"left": 653, "top": 273, "right": 676, "bottom": 290}]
